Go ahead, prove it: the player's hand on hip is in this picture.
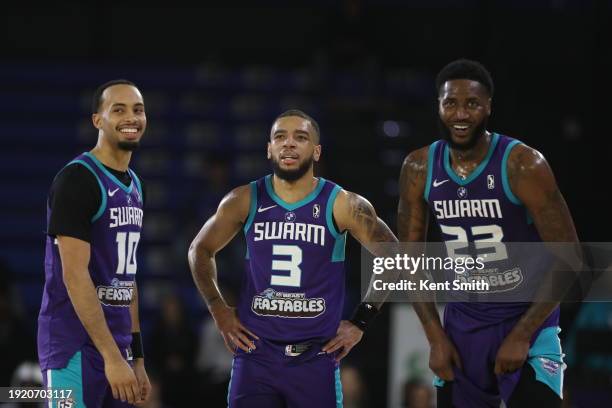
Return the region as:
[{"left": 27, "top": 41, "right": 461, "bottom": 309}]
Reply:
[
  {"left": 429, "top": 335, "right": 462, "bottom": 381},
  {"left": 494, "top": 333, "right": 530, "bottom": 375},
  {"left": 133, "top": 358, "right": 151, "bottom": 406},
  {"left": 104, "top": 355, "right": 141, "bottom": 404},
  {"left": 322, "top": 320, "right": 364, "bottom": 362},
  {"left": 210, "top": 303, "right": 259, "bottom": 354}
]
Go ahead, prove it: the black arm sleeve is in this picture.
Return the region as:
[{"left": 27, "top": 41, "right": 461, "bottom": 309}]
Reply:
[{"left": 47, "top": 164, "right": 101, "bottom": 243}]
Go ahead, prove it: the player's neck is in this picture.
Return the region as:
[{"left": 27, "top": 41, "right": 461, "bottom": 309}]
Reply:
[
  {"left": 271, "top": 173, "right": 318, "bottom": 204},
  {"left": 449, "top": 131, "right": 491, "bottom": 166},
  {"left": 90, "top": 142, "right": 132, "bottom": 172}
]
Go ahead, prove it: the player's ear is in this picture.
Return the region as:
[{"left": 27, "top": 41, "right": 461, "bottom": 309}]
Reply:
[
  {"left": 266, "top": 142, "right": 271, "bottom": 159},
  {"left": 313, "top": 145, "right": 321, "bottom": 162},
  {"left": 92, "top": 113, "right": 102, "bottom": 129},
  {"left": 486, "top": 98, "right": 492, "bottom": 116}
]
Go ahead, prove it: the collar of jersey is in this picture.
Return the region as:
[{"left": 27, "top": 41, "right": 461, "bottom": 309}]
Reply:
[
  {"left": 264, "top": 174, "right": 326, "bottom": 211},
  {"left": 84, "top": 152, "right": 134, "bottom": 194},
  {"left": 443, "top": 132, "right": 500, "bottom": 186}
]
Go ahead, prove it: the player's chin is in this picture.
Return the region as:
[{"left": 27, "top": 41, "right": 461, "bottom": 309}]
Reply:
[
  {"left": 117, "top": 140, "right": 141, "bottom": 151},
  {"left": 450, "top": 132, "right": 476, "bottom": 148}
]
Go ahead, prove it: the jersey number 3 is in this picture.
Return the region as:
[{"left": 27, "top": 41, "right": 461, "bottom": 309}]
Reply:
[{"left": 270, "top": 244, "right": 302, "bottom": 287}]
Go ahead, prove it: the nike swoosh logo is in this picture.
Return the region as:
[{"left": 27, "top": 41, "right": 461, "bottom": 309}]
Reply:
[
  {"left": 257, "top": 205, "right": 277, "bottom": 213},
  {"left": 108, "top": 188, "right": 120, "bottom": 197},
  {"left": 433, "top": 179, "right": 449, "bottom": 187}
]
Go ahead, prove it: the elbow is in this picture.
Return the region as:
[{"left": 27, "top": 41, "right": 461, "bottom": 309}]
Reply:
[
  {"left": 187, "top": 239, "right": 199, "bottom": 260},
  {"left": 62, "top": 267, "right": 80, "bottom": 290},
  {"left": 188, "top": 239, "right": 212, "bottom": 262}
]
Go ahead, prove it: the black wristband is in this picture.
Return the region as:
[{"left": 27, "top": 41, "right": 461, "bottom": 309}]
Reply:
[
  {"left": 349, "top": 302, "right": 379, "bottom": 332},
  {"left": 131, "top": 332, "right": 145, "bottom": 359}
]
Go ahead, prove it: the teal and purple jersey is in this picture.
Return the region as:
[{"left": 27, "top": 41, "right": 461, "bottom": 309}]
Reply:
[
  {"left": 426, "top": 133, "right": 564, "bottom": 405},
  {"left": 425, "top": 133, "right": 559, "bottom": 328},
  {"left": 38, "top": 152, "right": 143, "bottom": 371},
  {"left": 238, "top": 175, "right": 347, "bottom": 343}
]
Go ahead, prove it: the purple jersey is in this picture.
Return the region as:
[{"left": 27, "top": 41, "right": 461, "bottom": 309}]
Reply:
[
  {"left": 425, "top": 133, "right": 559, "bottom": 328},
  {"left": 38, "top": 152, "right": 144, "bottom": 370},
  {"left": 239, "top": 175, "right": 347, "bottom": 343}
]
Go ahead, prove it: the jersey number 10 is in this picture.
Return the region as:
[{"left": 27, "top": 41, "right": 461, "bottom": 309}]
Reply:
[{"left": 115, "top": 232, "right": 140, "bottom": 275}]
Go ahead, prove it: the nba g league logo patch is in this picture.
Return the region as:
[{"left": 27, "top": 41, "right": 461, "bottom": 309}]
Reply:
[
  {"left": 285, "top": 211, "right": 296, "bottom": 222},
  {"left": 457, "top": 187, "right": 468, "bottom": 198},
  {"left": 487, "top": 174, "right": 495, "bottom": 189},
  {"left": 312, "top": 204, "right": 320, "bottom": 219}
]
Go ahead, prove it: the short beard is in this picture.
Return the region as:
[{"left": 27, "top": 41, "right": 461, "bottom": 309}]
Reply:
[
  {"left": 117, "top": 141, "right": 140, "bottom": 151},
  {"left": 438, "top": 117, "right": 488, "bottom": 151},
  {"left": 271, "top": 156, "right": 313, "bottom": 182}
]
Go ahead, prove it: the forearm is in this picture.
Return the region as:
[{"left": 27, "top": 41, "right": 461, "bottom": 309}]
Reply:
[
  {"left": 188, "top": 245, "right": 226, "bottom": 309},
  {"left": 510, "top": 301, "right": 559, "bottom": 341},
  {"left": 130, "top": 285, "right": 140, "bottom": 332},
  {"left": 64, "top": 270, "right": 122, "bottom": 361},
  {"left": 413, "top": 302, "right": 445, "bottom": 343}
]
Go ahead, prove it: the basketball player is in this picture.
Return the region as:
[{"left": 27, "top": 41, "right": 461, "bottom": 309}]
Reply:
[
  {"left": 188, "top": 110, "right": 395, "bottom": 408},
  {"left": 38, "top": 80, "right": 151, "bottom": 407},
  {"left": 398, "top": 59, "right": 578, "bottom": 407}
]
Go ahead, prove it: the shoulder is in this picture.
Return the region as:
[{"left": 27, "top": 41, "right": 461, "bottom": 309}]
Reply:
[
  {"left": 506, "top": 142, "right": 550, "bottom": 178},
  {"left": 333, "top": 189, "right": 377, "bottom": 230},
  {"left": 51, "top": 162, "right": 101, "bottom": 196},
  {"left": 401, "top": 145, "right": 430, "bottom": 172},
  {"left": 398, "top": 145, "right": 431, "bottom": 195},
  {"left": 55, "top": 162, "right": 98, "bottom": 183},
  {"left": 217, "top": 184, "right": 252, "bottom": 220},
  {"left": 334, "top": 189, "right": 373, "bottom": 212}
]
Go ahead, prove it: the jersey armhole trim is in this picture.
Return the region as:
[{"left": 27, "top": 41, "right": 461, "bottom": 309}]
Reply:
[
  {"left": 128, "top": 168, "right": 143, "bottom": 199},
  {"left": 326, "top": 185, "right": 347, "bottom": 263},
  {"left": 424, "top": 141, "right": 439, "bottom": 202},
  {"left": 326, "top": 185, "right": 343, "bottom": 239},
  {"left": 69, "top": 160, "right": 107, "bottom": 223},
  {"left": 243, "top": 181, "right": 258, "bottom": 234},
  {"left": 502, "top": 140, "right": 523, "bottom": 206}
]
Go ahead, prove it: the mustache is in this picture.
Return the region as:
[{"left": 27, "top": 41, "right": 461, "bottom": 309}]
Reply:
[
  {"left": 270, "top": 155, "right": 314, "bottom": 181},
  {"left": 437, "top": 116, "right": 488, "bottom": 151}
]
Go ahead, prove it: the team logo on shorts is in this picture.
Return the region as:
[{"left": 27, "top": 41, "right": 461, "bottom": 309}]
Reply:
[
  {"left": 312, "top": 204, "right": 321, "bottom": 219},
  {"left": 457, "top": 187, "right": 468, "bottom": 198},
  {"left": 285, "top": 211, "right": 296, "bottom": 222},
  {"left": 251, "top": 288, "right": 325, "bottom": 318},
  {"left": 57, "top": 398, "right": 75, "bottom": 408},
  {"left": 539, "top": 357, "right": 561, "bottom": 376}
]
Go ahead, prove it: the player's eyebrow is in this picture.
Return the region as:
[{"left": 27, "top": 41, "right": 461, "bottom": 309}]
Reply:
[
  {"left": 110, "top": 102, "right": 145, "bottom": 108},
  {"left": 294, "top": 129, "right": 310, "bottom": 136}
]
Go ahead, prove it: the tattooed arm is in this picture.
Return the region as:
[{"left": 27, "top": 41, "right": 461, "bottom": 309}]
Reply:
[
  {"left": 321, "top": 187, "right": 398, "bottom": 360},
  {"left": 333, "top": 189, "right": 397, "bottom": 249},
  {"left": 397, "top": 147, "right": 443, "bottom": 338},
  {"left": 494, "top": 144, "right": 580, "bottom": 374},
  {"left": 188, "top": 185, "right": 259, "bottom": 354},
  {"left": 397, "top": 146, "right": 463, "bottom": 380},
  {"left": 332, "top": 187, "right": 398, "bottom": 309}
]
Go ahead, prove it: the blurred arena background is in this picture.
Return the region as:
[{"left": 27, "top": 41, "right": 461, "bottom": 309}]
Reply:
[{"left": 1, "top": 1, "right": 610, "bottom": 407}]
